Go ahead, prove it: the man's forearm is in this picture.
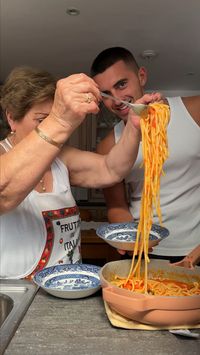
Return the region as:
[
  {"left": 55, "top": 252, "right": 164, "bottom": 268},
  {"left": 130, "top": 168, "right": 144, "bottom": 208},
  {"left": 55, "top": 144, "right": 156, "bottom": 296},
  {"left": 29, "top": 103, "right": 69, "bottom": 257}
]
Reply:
[{"left": 107, "top": 207, "right": 134, "bottom": 223}]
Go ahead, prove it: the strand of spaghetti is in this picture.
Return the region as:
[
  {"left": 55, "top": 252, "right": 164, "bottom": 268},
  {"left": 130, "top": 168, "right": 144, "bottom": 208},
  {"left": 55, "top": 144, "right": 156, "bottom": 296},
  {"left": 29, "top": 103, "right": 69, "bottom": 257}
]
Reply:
[
  {"left": 143, "top": 113, "right": 152, "bottom": 292},
  {"left": 119, "top": 103, "right": 170, "bottom": 294}
]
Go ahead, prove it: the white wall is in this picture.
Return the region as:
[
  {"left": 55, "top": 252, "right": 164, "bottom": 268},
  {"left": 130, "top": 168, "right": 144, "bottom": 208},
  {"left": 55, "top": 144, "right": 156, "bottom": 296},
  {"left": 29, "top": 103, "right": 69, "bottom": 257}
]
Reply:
[{"left": 151, "top": 90, "right": 200, "bottom": 97}]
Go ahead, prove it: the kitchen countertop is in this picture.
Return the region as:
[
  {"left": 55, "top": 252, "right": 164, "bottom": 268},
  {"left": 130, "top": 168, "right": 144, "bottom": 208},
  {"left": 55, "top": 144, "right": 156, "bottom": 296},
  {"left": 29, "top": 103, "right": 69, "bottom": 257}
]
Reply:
[{"left": 5, "top": 288, "right": 200, "bottom": 355}]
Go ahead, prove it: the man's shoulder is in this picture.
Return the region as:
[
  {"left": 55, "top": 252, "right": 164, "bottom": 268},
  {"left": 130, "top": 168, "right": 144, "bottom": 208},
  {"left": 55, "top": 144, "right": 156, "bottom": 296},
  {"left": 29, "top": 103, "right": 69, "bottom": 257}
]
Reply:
[
  {"left": 181, "top": 95, "right": 200, "bottom": 105},
  {"left": 180, "top": 95, "right": 200, "bottom": 114},
  {"left": 181, "top": 95, "right": 200, "bottom": 124},
  {"left": 166, "top": 95, "right": 200, "bottom": 107}
]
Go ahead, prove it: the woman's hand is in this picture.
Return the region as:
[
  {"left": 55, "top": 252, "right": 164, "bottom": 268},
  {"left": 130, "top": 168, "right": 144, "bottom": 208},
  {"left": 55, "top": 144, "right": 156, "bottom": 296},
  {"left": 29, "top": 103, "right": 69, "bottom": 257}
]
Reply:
[{"left": 50, "top": 73, "right": 101, "bottom": 132}]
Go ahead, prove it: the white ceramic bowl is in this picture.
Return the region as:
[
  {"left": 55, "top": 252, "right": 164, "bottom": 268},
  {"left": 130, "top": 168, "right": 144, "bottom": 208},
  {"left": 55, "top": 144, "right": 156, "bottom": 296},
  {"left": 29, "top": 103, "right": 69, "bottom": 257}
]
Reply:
[
  {"left": 96, "top": 222, "right": 169, "bottom": 251},
  {"left": 33, "top": 263, "right": 101, "bottom": 299}
]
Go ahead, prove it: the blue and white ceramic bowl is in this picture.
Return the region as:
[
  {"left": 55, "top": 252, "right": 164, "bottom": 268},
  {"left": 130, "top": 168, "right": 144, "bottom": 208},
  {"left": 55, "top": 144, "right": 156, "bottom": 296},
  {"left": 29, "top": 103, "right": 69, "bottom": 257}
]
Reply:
[
  {"left": 33, "top": 263, "right": 101, "bottom": 299},
  {"left": 96, "top": 222, "right": 169, "bottom": 251}
]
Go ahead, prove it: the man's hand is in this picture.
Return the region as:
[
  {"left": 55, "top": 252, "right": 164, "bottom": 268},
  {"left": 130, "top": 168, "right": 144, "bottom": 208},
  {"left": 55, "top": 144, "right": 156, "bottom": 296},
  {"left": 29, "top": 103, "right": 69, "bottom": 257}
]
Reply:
[
  {"left": 172, "top": 244, "right": 200, "bottom": 269},
  {"left": 128, "top": 92, "right": 164, "bottom": 129},
  {"left": 172, "top": 256, "right": 194, "bottom": 269},
  {"left": 117, "top": 246, "right": 156, "bottom": 257}
]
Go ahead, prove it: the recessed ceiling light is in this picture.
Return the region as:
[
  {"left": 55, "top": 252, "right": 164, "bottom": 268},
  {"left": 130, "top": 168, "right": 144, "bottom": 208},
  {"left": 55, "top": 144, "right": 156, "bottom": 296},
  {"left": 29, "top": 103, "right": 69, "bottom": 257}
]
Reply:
[
  {"left": 186, "top": 72, "right": 195, "bottom": 76},
  {"left": 140, "top": 49, "right": 158, "bottom": 59},
  {"left": 66, "top": 8, "right": 80, "bottom": 16}
]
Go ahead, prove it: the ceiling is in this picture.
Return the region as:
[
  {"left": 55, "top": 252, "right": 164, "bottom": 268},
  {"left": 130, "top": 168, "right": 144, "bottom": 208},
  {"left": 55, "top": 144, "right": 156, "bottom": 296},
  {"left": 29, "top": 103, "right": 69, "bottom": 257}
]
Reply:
[{"left": 1, "top": 0, "right": 200, "bottom": 93}]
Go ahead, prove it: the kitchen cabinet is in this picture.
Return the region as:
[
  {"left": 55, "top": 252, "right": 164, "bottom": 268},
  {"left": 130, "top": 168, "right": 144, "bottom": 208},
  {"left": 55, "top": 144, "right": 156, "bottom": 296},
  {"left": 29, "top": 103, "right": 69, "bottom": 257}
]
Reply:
[
  {"left": 69, "top": 108, "right": 121, "bottom": 265},
  {"left": 81, "top": 229, "right": 121, "bottom": 266},
  {"left": 88, "top": 106, "right": 120, "bottom": 203},
  {"left": 70, "top": 106, "right": 119, "bottom": 203},
  {"left": 80, "top": 206, "right": 121, "bottom": 266},
  {"left": 0, "top": 107, "right": 9, "bottom": 140}
]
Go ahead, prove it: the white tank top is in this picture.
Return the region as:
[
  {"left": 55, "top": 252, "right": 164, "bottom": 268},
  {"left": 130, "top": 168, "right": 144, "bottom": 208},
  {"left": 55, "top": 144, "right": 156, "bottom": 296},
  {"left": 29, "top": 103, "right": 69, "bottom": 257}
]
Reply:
[
  {"left": 0, "top": 140, "right": 81, "bottom": 279},
  {"left": 114, "top": 97, "right": 200, "bottom": 256}
]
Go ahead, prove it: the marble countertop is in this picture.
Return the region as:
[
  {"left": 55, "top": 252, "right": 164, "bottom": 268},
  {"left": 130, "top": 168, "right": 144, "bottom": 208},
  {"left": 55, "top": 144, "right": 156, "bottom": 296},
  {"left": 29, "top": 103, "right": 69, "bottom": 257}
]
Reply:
[{"left": 5, "top": 288, "right": 200, "bottom": 355}]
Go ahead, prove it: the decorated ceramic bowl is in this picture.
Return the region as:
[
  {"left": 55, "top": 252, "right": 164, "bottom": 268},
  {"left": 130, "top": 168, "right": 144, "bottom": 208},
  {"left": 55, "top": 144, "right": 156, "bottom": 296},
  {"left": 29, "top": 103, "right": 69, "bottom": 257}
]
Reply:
[
  {"left": 96, "top": 221, "right": 169, "bottom": 251},
  {"left": 100, "top": 259, "right": 200, "bottom": 326},
  {"left": 33, "top": 263, "right": 101, "bottom": 299}
]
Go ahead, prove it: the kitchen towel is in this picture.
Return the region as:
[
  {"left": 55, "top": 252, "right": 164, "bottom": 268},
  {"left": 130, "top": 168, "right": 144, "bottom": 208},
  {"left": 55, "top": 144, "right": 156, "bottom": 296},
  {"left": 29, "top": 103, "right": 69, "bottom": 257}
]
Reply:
[{"left": 104, "top": 301, "right": 200, "bottom": 330}]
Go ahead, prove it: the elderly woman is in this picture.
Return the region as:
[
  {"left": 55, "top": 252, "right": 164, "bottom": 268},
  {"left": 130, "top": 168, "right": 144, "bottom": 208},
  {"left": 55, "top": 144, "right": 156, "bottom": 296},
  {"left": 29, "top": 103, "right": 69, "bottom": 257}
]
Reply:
[{"left": 1, "top": 66, "right": 159, "bottom": 279}]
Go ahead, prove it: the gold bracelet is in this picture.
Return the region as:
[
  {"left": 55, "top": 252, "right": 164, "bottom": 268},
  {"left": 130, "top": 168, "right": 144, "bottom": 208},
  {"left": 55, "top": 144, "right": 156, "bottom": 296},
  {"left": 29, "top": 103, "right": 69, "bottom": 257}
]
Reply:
[{"left": 34, "top": 126, "right": 63, "bottom": 149}]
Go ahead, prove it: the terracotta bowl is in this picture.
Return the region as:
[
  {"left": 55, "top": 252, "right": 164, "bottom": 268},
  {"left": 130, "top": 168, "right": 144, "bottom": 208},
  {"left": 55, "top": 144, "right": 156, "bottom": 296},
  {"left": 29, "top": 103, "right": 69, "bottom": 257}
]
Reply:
[{"left": 100, "top": 259, "right": 200, "bottom": 327}]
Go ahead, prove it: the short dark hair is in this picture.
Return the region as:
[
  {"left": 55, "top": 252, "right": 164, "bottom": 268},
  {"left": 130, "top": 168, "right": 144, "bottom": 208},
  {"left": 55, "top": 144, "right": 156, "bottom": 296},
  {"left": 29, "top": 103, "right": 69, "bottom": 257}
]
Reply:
[{"left": 90, "top": 47, "right": 139, "bottom": 77}]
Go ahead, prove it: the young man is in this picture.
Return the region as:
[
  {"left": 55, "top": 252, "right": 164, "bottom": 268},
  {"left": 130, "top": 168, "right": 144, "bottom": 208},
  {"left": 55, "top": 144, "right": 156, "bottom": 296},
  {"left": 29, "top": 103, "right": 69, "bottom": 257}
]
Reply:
[{"left": 91, "top": 47, "right": 200, "bottom": 265}]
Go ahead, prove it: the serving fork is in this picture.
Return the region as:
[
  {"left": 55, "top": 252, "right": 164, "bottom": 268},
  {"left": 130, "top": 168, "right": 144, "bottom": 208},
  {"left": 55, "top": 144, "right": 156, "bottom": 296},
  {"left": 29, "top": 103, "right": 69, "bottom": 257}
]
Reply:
[{"left": 100, "top": 92, "right": 147, "bottom": 115}]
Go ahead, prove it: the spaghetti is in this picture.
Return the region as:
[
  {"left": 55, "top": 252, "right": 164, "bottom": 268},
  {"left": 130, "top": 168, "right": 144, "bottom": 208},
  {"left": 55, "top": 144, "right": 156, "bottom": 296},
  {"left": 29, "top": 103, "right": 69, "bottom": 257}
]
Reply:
[
  {"left": 112, "top": 275, "right": 200, "bottom": 296},
  {"left": 113, "top": 102, "right": 200, "bottom": 296},
  {"left": 114, "top": 102, "right": 173, "bottom": 294}
]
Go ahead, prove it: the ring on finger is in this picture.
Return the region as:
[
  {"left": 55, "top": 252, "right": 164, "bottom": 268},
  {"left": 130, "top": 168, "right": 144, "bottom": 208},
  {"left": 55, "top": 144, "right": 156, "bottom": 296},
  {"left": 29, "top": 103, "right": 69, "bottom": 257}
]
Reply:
[{"left": 85, "top": 93, "right": 93, "bottom": 104}]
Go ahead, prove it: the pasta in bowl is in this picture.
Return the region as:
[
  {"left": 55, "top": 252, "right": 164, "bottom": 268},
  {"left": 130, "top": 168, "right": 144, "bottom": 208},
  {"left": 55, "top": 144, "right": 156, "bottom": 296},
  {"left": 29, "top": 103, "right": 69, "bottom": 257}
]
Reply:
[{"left": 100, "top": 259, "right": 200, "bottom": 327}]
